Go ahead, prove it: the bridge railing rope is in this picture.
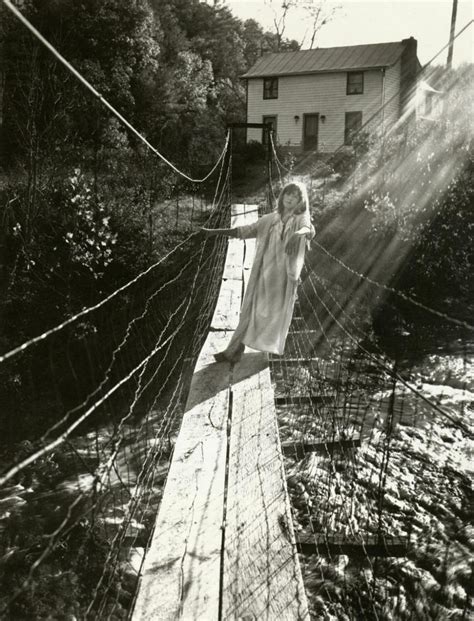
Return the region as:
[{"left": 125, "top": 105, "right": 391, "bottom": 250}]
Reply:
[{"left": 0, "top": 149, "right": 233, "bottom": 618}]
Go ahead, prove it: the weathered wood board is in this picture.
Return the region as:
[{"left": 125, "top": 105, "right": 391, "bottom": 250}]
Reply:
[
  {"left": 222, "top": 238, "right": 245, "bottom": 281},
  {"left": 223, "top": 354, "right": 310, "bottom": 620},
  {"left": 210, "top": 278, "right": 243, "bottom": 331},
  {"left": 132, "top": 331, "right": 231, "bottom": 621},
  {"left": 281, "top": 437, "right": 361, "bottom": 459},
  {"left": 297, "top": 533, "right": 409, "bottom": 558}
]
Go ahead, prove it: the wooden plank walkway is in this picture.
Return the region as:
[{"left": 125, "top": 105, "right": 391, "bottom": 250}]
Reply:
[
  {"left": 297, "top": 533, "right": 409, "bottom": 558},
  {"left": 133, "top": 204, "right": 309, "bottom": 620}
]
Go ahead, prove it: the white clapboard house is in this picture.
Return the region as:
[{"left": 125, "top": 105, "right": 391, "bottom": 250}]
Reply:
[{"left": 242, "top": 38, "right": 421, "bottom": 153}]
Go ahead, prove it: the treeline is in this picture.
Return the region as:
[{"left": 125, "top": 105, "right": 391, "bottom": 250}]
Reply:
[
  {"left": 0, "top": 0, "right": 297, "bottom": 169},
  {"left": 0, "top": 0, "right": 297, "bottom": 348}
]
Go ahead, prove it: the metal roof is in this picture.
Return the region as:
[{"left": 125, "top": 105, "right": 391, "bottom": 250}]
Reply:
[{"left": 242, "top": 42, "right": 407, "bottom": 78}]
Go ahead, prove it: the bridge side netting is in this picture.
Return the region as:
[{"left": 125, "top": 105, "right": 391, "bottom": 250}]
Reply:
[{"left": 269, "top": 48, "right": 473, "bottom": 620}]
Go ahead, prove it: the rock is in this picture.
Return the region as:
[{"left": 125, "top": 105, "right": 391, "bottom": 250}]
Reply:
[
  {"left": 58, "top": 473, "right": 95, "bottom": 494},
  {"left": 287, "top": 474, "right": 302, "bottom": 489},
  {"left": 445, "top": 583, "right": 467, "bottom": 608},
  {"left": 119, "top": 560, "right": 140, "bottom": 592},
  {"left": 0, "top": 484, "right": 26, "bottom": 498},
  {"left": 0, "top": 496, "right": 27, "bottom": 513},
  {"left": 0, "top": 546, "right": 19, "bottom": 563},
  {"left": 440, "top": 430, "right": 456, "bottom": 444}
]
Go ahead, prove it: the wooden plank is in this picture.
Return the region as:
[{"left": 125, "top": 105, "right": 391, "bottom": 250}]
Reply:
[
  {"left": 281, "top": 437, "right": 361, "bottom": 459},
  {"left": 222, "top": 238, "right": 245, "bottom": 280},
  {"left": 222, "top": 354, "right": 310, "bottom": 620},
  {"left": 132, "top": 331, "right": 231, "bottom": 621},
  {"left": 228, "top": 122, "right": 268, "bottom": 129},
  {"left": 210, "top": 278, "right": 243, "bottom": 331},
  {"left": 231, "top": 205, "right": 247, "bottom": 227},
  {"left": 225, "top": 205, "right": 256, "bottom": 279},
  {"left": 274, "top": 395, "right": 336, "bottom": 406},
  {"left": 297, "top": 533, "right": 409, "bottom": 558}
]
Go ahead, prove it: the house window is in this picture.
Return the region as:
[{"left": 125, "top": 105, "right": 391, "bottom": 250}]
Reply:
[
  {"left": 263, "top": 77, "right": 278, "bottom": 99},
  {"left": 344, "top": 111, "right": 362, "bottom": 144},
  {"left": 347, "top": 72, "right": 364, "bottom": 95}
]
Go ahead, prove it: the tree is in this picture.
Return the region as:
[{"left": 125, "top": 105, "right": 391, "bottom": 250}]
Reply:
[
  {"left": 265, "top": 0, "right": 340, "bottom": 50},
  {"left": 1, "top": 0, "right": 161, "bottom": 165},
  {"left": 299, "top": 0, "right": 340, "bottom": 49}
]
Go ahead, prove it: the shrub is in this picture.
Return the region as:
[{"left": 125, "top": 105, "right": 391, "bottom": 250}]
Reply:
[{"left": 243, "top": 140, "right": 267, "bottom": 163}]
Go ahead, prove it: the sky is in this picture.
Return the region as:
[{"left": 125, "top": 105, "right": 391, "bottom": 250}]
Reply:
[{"left": 225, "top": 0, "right": 473, "bottom": 67}]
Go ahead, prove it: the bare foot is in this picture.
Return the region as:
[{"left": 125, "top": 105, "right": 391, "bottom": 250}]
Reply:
[
  {"left": 214, "top": 344, "right": 245, "bottom": 364},
  {"left": 231, "top": 343, "right": 245, "bottom": 362}
]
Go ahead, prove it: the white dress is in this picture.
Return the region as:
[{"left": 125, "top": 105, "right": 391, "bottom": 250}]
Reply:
[{"left": 223, "top": 210, "right": 314, "bottom": 357}]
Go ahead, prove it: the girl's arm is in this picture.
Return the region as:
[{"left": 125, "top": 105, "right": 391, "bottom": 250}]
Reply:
[
  {"left": 201, "top": 218, "right": 260, "bottom": 240},
  {"left": 286, "top": 223, "right": 315, "bottom": 255},
  {"left": 200, "top": 227, "right": 239, "bottom": 238},
  {"left": 295, "top": 223, "right": 315, "bottom": 239},
  {"left": 295, "top": 211, "right": 316, "bottom": 240}
]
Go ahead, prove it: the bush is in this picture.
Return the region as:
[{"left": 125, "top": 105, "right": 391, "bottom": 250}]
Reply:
[
  {"left": 327, "top": 146, "right": 356, "bottom": 176},
  {"left": 242, "top": 140, "right": 267, "bottom": 163}
]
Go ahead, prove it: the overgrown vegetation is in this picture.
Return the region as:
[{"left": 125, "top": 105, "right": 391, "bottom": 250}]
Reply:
[
  {"left": 302, "top": 63, "right": 473, "bottom": 337},
  {"left": 0, "top": 0, "right": 299, "bottom": 350}
]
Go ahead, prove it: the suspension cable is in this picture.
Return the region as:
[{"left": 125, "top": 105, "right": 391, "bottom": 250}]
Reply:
[{"left": 311, "top": 239, "right": 474, "bottom": 331}]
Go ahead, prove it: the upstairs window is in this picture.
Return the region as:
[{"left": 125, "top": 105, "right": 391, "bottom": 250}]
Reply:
[
  {"left": 344, "top": 111, "right": 362, "bottom": 144},
  {"left": 263, "top": 77, "right": 278, "bottom": 99},
  {"left": 347, "top": 72, "right": 364, "bottom": 95}
]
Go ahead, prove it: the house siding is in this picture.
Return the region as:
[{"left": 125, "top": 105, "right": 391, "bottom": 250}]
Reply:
[
  {"left": 247, "top": 68, "right": 396, "bottom": 152},
  {"left": 382, "top": 61, "right": 401, "bottom": 130}
]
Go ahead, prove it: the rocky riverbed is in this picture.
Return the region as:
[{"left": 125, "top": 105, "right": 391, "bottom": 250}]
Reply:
[
  {"left": 1, "top": 317, "right": 472, "bottom": 619},
  {"left": 273, "top": 327, "right": 473, "bottom": 620}
]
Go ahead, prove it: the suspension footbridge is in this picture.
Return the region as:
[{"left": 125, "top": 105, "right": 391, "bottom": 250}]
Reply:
[
  {"left": 0, "top": 3, "right": 473, "bottom": 619},
  {"left": 133, "top": 204, "right": 309, "bottom": 620}
]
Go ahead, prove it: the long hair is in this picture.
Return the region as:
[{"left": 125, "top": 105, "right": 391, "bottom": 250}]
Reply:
[{"left": 276, "top": 181, "right": 309, "bottom": 218}]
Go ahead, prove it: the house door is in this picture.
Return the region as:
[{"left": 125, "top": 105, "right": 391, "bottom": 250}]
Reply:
[
  {"left": 303, "top": 114, "right": 319, "bottom": 151},
  {"left": 262, "top": 116, "right": 277, "bottom": 148}
]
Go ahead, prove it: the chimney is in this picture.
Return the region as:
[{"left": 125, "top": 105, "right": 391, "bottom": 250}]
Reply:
[{"left": 400, "top": 37, "right": 419, "bottom": 114}]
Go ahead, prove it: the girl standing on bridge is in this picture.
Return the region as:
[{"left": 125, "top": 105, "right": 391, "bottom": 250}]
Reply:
[{"left": 201, "top": 181, "right": 314, "bottom": 363}]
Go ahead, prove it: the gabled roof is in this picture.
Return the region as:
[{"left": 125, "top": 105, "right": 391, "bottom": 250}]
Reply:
[{"left": 242, "top": 41, "right": 407, "bottom": 78}]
